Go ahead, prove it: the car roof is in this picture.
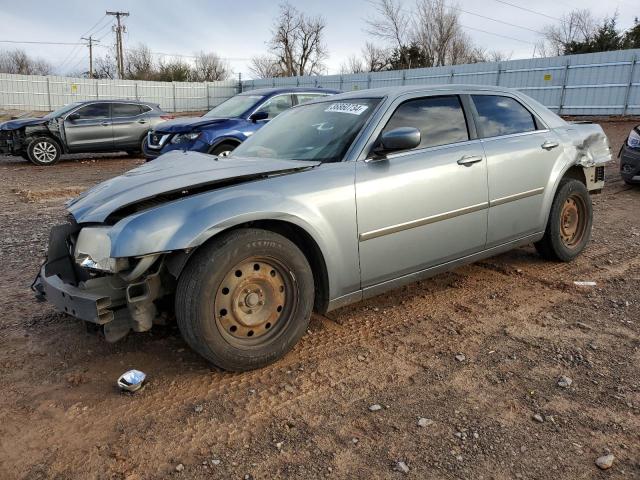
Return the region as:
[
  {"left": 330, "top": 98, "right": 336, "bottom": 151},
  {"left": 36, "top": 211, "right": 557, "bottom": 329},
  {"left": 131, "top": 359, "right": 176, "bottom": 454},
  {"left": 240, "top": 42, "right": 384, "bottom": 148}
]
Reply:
[
  {"left": 323, "top": 84, "right": 523, "bottom": 101},
  {"left": 74, "top": 99, "right": 159, "bottom": 107},
  {"left": 239, "top": 87, "right": 341, "bottom": 96}
]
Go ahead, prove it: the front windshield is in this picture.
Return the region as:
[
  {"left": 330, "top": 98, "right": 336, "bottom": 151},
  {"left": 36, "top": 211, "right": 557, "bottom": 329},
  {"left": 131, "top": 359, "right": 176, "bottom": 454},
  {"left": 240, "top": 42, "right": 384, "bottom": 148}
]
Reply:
[
  {"left": 45, "top": 102, "right": 82, "bottom": 119},
  {"left": 204, "top": 95, "right": 264, "bottom": 118},
  {"left": 232, "top": 98, "right": 381, "bottom": 163}
]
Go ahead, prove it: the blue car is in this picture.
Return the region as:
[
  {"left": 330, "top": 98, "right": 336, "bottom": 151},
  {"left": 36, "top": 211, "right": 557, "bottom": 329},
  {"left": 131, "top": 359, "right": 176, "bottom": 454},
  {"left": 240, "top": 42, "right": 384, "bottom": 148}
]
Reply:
[{"left": 143, "top": 87, "right": 339, "bottom": 159}]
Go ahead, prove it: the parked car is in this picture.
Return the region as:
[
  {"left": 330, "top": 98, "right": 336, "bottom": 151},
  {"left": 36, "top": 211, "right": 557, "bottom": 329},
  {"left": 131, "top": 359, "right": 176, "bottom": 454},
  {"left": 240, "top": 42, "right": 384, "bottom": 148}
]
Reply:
[
  {"left": 619, "top": 124, "right": 640, "bottom": 184},
  {"left": 143, "top": 87, "right": 340, "bottom": 159},
  {"left": 34, "top": 85, "right": 611, "bottom": 371},
  {"left": 0, "top": 100, "right": 172, "bottom": 165}
]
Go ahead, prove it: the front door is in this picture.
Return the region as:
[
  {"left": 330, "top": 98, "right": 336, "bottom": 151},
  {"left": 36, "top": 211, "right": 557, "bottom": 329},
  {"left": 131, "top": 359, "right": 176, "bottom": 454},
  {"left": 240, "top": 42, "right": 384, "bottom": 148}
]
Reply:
[
  {"left": 356, "top": 95, "right": 489, "bottom": 288},
  {"left": 63, "top": 102, "right": 113, "bottom": 151}
]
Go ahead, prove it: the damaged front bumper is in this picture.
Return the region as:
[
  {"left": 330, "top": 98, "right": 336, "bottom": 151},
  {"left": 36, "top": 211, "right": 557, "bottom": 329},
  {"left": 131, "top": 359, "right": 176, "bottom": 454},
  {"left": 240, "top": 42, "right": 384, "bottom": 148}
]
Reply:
[{"left": 33, "top": 223, "right": 168, "bottom": 342}]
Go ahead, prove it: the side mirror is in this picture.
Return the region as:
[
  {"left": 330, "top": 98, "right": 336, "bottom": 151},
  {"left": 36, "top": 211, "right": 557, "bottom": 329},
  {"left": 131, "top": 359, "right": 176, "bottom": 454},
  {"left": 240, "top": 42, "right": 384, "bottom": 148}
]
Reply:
[
  {"left": 374, "top": 127, "right": 421, "bottom": 156},
  {"left": 249, "top": 111, "right": 269, "bottom": 123},
  {"left": 67, "top": 113, "right": 80, "bottom": 122}
]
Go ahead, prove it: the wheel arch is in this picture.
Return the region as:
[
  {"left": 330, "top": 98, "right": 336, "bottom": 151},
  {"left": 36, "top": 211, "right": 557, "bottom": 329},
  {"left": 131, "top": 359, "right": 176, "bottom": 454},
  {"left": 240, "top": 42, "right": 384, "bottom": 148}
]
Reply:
[
  {"left": 207, "top": 136, "right": 242, "bottom": 154},
  {"left": 541, "top": 163, "right": 589, "bottom": 229},
  {"left": 169, "top": 219, "right": 331, "bottom": 313}
]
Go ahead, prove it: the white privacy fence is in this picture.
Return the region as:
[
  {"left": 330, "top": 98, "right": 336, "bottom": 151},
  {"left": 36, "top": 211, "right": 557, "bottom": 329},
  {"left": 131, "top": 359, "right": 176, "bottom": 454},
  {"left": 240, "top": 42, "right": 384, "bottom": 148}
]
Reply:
[
  {"left": 1, "top": 49, "right": 640, "bottom": 115},
  {"left": 0, "top": 74, "right": 239, "bottom": 112},
  {"left": 243, "top": 49, "right": 640, "bottom": 116}
]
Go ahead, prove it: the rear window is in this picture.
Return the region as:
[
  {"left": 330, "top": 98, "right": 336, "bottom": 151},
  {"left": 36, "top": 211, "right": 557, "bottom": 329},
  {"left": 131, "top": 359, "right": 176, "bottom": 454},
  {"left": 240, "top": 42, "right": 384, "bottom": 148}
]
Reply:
[{"left": 472, "top": 95, "right": 536, "bottom": 138}]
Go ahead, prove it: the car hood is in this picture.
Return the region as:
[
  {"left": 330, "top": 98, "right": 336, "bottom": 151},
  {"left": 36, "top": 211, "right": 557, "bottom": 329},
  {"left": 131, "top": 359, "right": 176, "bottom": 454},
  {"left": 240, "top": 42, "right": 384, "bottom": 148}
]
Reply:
[
  {"left": 153, "top": 116, "right": 237, "bottom": 133},
  {"left": 68, "top": 151, "right": 320, "bottom": 223},
  {"left": 0, "top": 117, "right": 48, "bottom": 130}
]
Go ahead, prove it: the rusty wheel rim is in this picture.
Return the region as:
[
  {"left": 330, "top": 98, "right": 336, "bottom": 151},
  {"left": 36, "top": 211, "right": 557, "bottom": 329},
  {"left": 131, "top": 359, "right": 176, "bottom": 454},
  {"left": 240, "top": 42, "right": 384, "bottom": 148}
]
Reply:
[
  {"left": 214, "top": 257, "right": 294, "bottom": 347},
  {"left": 559, "top": 194, "right": 586, "bottom": 249}
]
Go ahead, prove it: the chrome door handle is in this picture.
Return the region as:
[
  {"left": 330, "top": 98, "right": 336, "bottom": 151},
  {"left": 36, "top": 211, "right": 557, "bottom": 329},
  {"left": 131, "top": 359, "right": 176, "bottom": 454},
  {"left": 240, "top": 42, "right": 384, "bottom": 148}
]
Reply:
[
  {"left": 457, "top": 155, "right": 483, "bottom": 166},
  {"left": 138, "top": 119, "right": 147, "bottom": 124},
  {"left": 541, "top": 140, "right": 559, "bottom": 150},
  {"left": 100, "top": 121, "right": 110, "bottom": 126}
]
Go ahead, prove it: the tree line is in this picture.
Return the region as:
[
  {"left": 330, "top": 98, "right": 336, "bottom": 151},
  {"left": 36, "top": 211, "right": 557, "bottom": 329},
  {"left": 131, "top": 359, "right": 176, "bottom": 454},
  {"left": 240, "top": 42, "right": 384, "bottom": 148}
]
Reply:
[{"left": 1, "top": 1, "right": 639, "bottom": 81}]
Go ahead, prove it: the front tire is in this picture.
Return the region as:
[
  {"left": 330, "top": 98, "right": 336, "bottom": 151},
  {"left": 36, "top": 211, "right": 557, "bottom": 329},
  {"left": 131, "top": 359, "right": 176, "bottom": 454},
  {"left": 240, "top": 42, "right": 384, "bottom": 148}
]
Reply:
[
  {"left": 209, "top": 142, "right": 237, "bottom": 157},
  {"left": 27, "top": 137, "right": 61, "bottom": 166},
  {"left": 535, "top": 179, "right": 592, "bottom": 262},
  {"left": 175, "top": 228, "right": 314, "bottom": 371}
]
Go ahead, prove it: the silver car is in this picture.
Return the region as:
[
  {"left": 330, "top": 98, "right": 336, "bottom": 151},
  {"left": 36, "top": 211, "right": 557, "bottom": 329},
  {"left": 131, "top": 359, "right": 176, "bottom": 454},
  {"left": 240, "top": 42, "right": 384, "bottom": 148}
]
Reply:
[
  {"left": 34, "top": 85, "right": 611, "bottom": 371},
  {"left": 0, "top": 100, "right": 171, "bottom": 165}
]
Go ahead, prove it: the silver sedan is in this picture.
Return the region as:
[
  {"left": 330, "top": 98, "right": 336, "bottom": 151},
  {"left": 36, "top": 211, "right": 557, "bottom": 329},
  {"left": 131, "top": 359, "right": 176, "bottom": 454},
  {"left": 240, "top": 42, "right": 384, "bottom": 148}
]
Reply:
[{"left": 34, "top": 85, "right": 611, "bottom": 370}]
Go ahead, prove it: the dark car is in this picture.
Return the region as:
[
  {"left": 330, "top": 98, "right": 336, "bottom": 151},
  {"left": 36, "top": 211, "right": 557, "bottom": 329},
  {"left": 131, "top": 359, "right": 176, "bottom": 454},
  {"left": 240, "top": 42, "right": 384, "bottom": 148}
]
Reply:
[
  {"left": 620, "top": 124, "right": 640, "bottom": 185},
  {"left": 143, "top": 87, "right": 340, "bottom": 160},
  {"left": 0, "top": 100, "right": 172, "bottom": 166}
]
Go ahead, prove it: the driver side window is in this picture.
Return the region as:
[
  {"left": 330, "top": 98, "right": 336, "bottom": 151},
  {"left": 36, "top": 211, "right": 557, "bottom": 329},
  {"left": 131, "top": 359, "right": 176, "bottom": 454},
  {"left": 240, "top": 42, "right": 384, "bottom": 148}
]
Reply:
[
  {"left": 255, "top": 95, "right": 294, "bottom": 120},
  {"left": 383, "top": 95, "right": 469, "bottom": 151}
]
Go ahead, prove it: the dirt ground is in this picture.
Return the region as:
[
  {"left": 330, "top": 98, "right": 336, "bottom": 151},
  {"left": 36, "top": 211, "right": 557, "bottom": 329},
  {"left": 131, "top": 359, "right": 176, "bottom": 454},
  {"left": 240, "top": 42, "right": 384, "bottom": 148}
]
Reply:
[{"left": 0, "top": 120, "right": 638, "bottom": 480}]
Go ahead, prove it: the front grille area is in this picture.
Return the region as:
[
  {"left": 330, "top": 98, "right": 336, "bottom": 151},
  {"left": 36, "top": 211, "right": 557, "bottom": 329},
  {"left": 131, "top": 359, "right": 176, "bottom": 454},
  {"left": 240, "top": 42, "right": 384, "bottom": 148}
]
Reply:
[{"left": 595, "top": 166, "right": 605, "bottom": 182}]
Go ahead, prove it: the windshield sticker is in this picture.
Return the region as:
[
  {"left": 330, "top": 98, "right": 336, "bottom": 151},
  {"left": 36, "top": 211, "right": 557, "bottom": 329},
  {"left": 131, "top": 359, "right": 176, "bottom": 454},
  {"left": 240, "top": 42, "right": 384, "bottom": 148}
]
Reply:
[{"left": 325, "top": 103, "right": 369, "bottom": 115}]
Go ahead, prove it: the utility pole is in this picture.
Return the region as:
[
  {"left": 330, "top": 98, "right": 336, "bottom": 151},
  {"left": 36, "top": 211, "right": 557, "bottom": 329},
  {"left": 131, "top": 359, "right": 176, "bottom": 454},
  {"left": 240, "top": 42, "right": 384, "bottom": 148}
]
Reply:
[
  {"left": 81, "top": 36, "right": 99, "bottom": 78},
  {"left": 106, "top": 10, "right": 129, "bottom": 79}
]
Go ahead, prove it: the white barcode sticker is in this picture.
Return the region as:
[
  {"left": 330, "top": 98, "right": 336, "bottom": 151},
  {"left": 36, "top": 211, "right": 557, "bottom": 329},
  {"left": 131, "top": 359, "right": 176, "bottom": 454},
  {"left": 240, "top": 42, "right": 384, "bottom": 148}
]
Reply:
[{"left": 325, "top": 103, "right": 369, "bottom": 115}]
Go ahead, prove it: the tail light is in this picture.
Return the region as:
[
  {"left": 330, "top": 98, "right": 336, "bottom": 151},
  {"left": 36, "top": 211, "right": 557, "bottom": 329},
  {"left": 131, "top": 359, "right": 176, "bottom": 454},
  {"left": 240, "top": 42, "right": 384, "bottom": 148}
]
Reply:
[{"left": 160, "top": 115, "right": 175, "bottom": 120}]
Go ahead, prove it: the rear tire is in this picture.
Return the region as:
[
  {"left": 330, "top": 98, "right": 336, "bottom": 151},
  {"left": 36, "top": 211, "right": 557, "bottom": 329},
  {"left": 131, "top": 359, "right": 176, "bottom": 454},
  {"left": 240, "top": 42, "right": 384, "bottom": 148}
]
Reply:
[
  {"left": 27, "top": 137, "right": 61, "bottom": 166},
  {"left": 175, "top": 228, "right": 314, "bottom": 371},
  {"left": 535, "top": 179, "right": 592, "bottom": 262}
]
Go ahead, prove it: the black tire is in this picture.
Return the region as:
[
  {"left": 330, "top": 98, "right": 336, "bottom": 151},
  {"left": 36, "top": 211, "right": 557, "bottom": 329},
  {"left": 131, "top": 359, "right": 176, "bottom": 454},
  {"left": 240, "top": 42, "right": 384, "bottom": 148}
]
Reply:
[
  {"left": 175, "top": 228, "right": 314, "bottom": 371},
  {"left": 535, "top": 179, "right": 593, "bottom": 262},
  {"left": 623, "top": 178, "right": 636, "bottom": 186},
  {"left": 27, "top": 136, "right": 61, "bottom": 166},
  {"left": 208, "top": 142, "right": 238, "bottom": 157}
]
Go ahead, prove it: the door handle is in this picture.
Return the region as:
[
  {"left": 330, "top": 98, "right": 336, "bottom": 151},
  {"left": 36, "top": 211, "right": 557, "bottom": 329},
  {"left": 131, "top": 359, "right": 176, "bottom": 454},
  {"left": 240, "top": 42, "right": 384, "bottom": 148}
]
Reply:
[
  {"left": 137, "top": 119, "right": 147, "bottom": 124},
  {"left": 541, "top": 140, "right": 559, "bottom": 150},
  {"left": 100, "top": 121, "right": 111, "bottom": 127},
  {"left": 457, "top": 155, "right": 483, "bottom": 166}
]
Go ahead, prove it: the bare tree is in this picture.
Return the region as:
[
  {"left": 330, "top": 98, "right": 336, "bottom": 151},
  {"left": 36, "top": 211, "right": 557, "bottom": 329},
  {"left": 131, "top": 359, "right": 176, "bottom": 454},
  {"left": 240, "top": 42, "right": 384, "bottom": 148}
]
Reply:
[
  {"left": 0, "top": 49, "right": 52, "bottom": 75},
  {"left": 255, "top": 2, "right": 328, "bottom": 77},
  {"left": 249, "top": 55, "right": 283, "bottom": 78},
  {"left": 124, "top": 44, "right": 155, "bottom": 80},
  {"left": 341, "top": 42, "right": 390, "bottom": 73},
  {"left": 365, "top": 0, "right": 410, "bottom": 68},
  {"left": 539, "top": 9, "right": 596, "bottom": 56},
  {"left": 192, "top": 51, "right": 229, "bottom": 81}
]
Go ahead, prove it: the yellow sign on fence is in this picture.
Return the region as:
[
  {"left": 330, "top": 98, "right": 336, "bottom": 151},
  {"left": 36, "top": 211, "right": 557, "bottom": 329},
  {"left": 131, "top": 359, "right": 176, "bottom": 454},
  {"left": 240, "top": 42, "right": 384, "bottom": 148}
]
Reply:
[
  {"left": 71, "top": 84, "right": 78, "bottom": 93},
  {"left": 543, "top": 74, "right": 552, "bottom": 81}
]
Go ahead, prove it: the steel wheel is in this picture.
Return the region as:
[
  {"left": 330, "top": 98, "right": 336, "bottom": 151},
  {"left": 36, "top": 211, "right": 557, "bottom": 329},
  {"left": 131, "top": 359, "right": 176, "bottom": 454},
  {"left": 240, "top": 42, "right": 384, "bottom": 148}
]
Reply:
[
  {"left": 214, "top": 257, "right": 296, "bottom": 348},
  {"left": 32, "top": 141, "right": 58, "bottom": 163},
  {"left": 559, "top": 194, "right": 587, "bottom": 249}
]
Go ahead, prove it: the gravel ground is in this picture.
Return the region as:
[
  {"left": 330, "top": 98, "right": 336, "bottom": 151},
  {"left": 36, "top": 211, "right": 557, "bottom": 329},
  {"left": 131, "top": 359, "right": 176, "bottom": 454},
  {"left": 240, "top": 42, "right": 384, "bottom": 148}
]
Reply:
[{"left": 0, "top": 120, "right": 638, "bottom": 480}]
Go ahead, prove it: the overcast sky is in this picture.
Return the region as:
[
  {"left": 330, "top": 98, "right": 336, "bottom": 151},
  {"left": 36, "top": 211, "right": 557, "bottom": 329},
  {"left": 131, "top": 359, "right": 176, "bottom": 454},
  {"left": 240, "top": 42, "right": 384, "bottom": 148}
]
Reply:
[{"left": 0, "top": 0, "right": 637, "bottom": 78}]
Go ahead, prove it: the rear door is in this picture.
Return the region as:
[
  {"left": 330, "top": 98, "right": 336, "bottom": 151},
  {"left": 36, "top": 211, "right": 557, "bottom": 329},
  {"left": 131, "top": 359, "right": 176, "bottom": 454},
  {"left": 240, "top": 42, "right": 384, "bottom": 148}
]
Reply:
[
  {"left": 111, "top": 103, "right": 150, "bottom": 150},
  {"left": 356, "top": 94, "right": 489, "bottom": 288},
  {"left": 471, "top": 94, "right": 563, "bottom": 246},
  {"left": 63, "top": 103, "right": 112, "bottom": 151}
]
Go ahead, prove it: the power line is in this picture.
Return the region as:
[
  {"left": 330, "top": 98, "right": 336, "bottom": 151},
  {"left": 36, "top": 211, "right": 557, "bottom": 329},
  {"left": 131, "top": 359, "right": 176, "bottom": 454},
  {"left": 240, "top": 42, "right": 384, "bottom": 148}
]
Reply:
[
  {"left": 451, "top": 6, "right": 544, "bottom": 35},
  {"left": 0, "top": 39, "right": 85, "bottom": 45},
  {"left": 460, "top": 23, "right": 537, "bottom": 44},
  {"left": 490, "top": 0, "right": 559, "bottom": 21}
]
